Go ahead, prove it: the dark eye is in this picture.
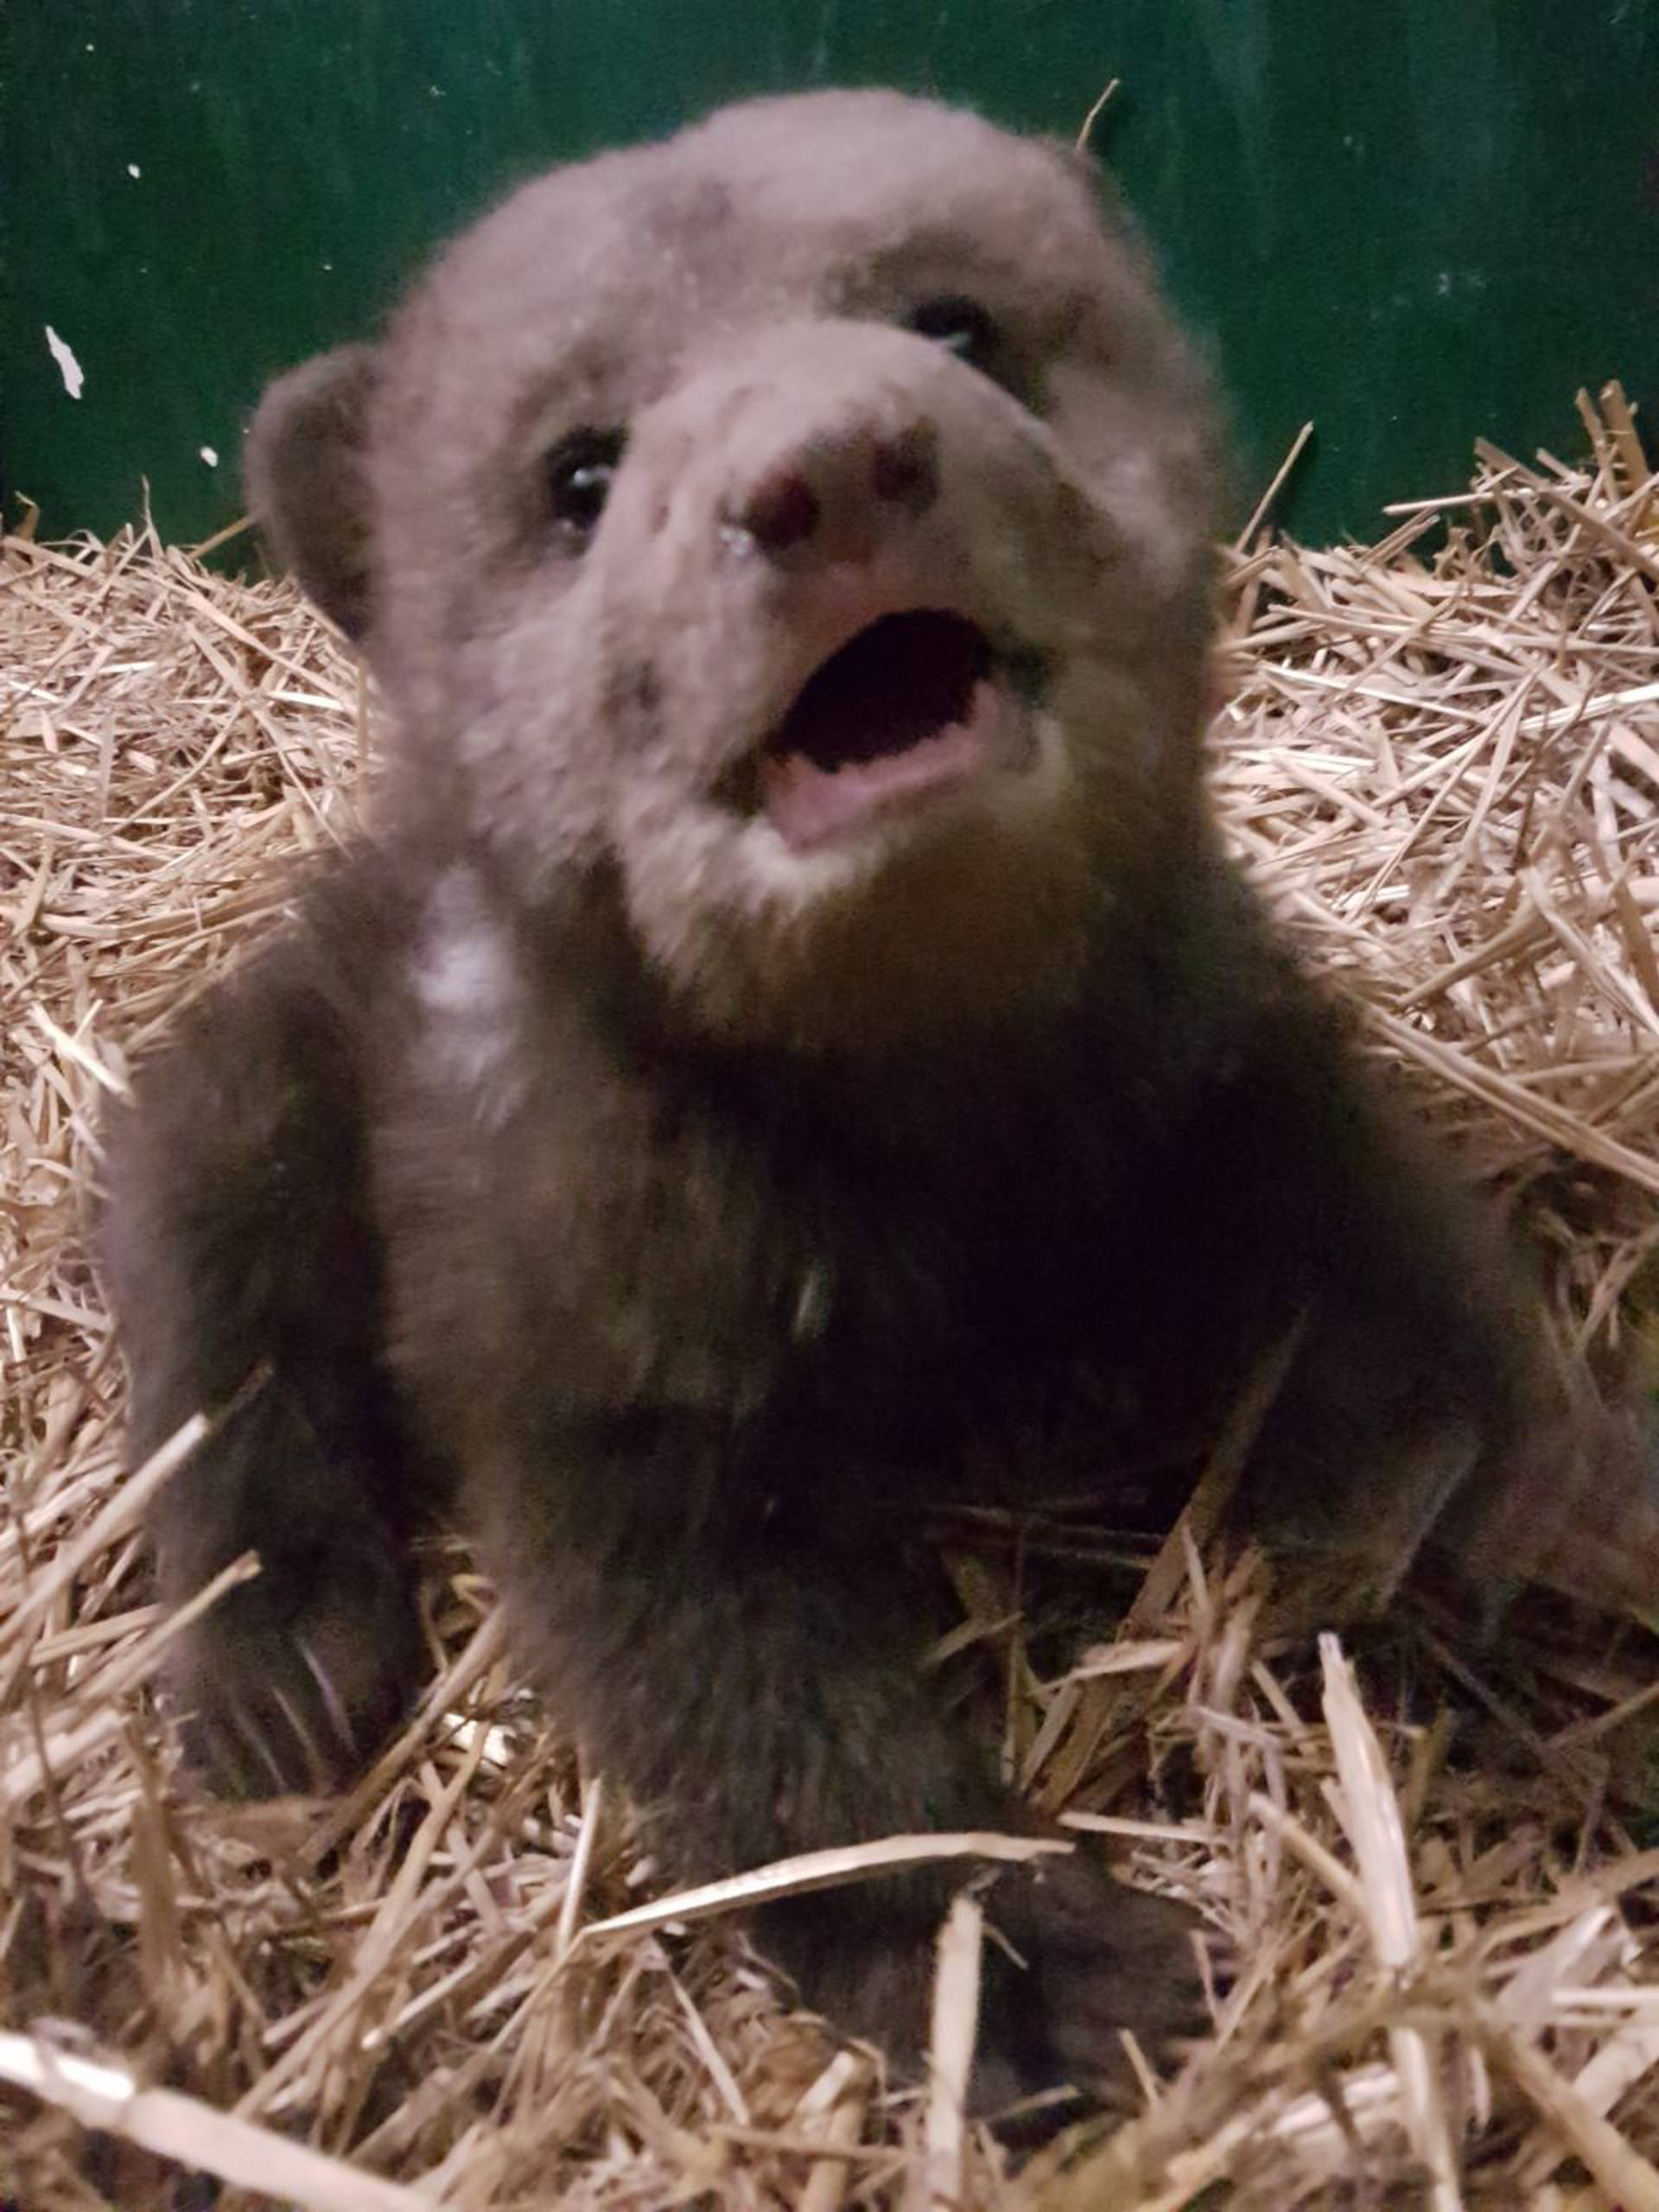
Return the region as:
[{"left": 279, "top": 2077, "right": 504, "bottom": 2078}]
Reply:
[
  {"left": 904, "top": 296, "right": 1000, "bottom": 373},
  {"left": 544, "top": 426, "right": 626, "bottom": 545}
]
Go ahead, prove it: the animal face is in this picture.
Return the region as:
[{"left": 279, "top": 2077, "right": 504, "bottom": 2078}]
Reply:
[{"left": 251, "top": 92, "right": 1221, "bottom": 1046}]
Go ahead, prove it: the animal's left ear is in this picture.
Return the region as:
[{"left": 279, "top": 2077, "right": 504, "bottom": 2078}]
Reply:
[
  {"left": 245, "top": 344, "right": 380, "bottom": 641},
  {"left": 1039, "top": 134, "right": 1140, "bottom": 242}
]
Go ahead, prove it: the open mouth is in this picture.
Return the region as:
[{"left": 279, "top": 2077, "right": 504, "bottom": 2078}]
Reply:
[{"left": 756, "top": 610, "right": 1013, "bottom": 850}]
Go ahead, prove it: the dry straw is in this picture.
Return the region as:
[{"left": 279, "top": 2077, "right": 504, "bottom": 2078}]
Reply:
[{"left": 2, "top": 385, "right": 1657, "bottom": 2208}]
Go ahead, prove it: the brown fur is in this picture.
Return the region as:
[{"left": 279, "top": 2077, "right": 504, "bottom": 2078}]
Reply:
[{"left": 100, "top": 91, "right": 1649, "bottom": 2123}]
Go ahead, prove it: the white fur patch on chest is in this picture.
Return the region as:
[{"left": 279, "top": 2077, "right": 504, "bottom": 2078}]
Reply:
[{"left": 411, "top": 867, "right": 528, "bottom": 1120}]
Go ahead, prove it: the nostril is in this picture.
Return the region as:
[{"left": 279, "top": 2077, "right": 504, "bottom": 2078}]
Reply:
[
  {"left": 729, "top": 419, "right": 937, "bottom": 563},
  {"left": 871, "top": 422, "right": 939, "bottom": 516},
  {"left": 736, "top": 466, "right": 821, "bottom": 554}
]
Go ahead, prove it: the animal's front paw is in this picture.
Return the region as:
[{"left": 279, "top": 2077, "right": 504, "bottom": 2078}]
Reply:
[
  {"left": 165, "top": 1542, "right": 424, "bottom": 1796},
  {"left": 972, "top": 1852, "right": 1217, "bottom": 2123},
  {"left": 759, "top": 1846, "right": 1216, "bottom": 2136}
]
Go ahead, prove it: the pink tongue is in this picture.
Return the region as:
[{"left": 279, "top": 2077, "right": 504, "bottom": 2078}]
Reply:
[{"left": 760, "top": 684, "right": 1001, "bottom": 850}]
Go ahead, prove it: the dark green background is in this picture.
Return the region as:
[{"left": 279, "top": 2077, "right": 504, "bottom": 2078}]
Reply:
[{"left": 3, "top": 2, "right": 1655, "bottom": 548}]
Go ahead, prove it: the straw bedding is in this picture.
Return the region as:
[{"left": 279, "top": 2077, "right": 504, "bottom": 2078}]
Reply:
[{"left": 2, "top": 391, "right": 1656, "bottom": 2209}]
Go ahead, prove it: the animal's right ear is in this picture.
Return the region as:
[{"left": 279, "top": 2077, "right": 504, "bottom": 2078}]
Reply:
[{"left": 245, "top": 345, "right": 379, "bottom": 641}]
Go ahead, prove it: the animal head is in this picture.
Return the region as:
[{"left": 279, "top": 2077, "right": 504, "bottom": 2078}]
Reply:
[{"left": 251, "top": 91, "right": 1221, "bottom": 1047}]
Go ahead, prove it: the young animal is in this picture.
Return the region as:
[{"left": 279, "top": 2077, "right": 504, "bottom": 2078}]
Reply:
[{"left": 100, "top": 90, "right": 1652, "bottom": 2114}]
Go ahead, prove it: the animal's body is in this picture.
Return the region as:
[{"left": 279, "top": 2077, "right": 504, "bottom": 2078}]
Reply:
[{"left": 99, "top": 90, "right": 1645, "bottom": 2113}]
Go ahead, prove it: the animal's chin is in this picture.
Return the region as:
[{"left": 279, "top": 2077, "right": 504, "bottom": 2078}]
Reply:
[{"left": 750, "top": 610, "right": 1037, "bottom": 850}]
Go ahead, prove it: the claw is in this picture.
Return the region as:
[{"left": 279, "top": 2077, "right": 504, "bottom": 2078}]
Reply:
[
  {"left": 227, "top": 1699, "right": 294, "bottom": 1796},
  {"left": 194, "top": 1711, "right": 261, "bottom": 1802},
  {"left": 296, "top": 1630, "right": 359, "bottom": 1764},
  {"left": 269, "top": 1677, "right": 334, "bottom": 1794}
]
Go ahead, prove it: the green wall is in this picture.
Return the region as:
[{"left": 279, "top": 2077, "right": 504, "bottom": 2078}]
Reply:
[{"left": 3, "top": 1, "right": 1655, "bottom": 548}]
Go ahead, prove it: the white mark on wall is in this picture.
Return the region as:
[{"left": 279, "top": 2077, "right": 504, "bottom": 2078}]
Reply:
[
  {"left": 127, "top": 162, "right": 142, "bottom": 179},
  {"left": 200, "top": 447, "right": 219, "bottom": 467},
  {"left": 45, "top": 327, "right": 86, "bottom": 400}
]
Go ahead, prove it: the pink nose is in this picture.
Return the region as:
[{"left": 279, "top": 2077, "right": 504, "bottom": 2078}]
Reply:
[{"left": 728, "top": 418, "right": 940, "bottom": 563}]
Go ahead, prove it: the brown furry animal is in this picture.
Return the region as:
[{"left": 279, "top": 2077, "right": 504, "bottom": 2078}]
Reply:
[{"left": 99, "top": 90, "right": 1651, "bottom": 2118}]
